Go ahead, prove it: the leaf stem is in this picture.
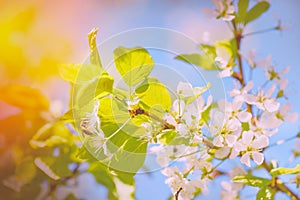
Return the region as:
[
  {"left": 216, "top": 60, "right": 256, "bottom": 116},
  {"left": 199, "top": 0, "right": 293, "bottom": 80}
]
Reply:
[{"left": 243, "top": 27, "right": 277, "bottom": 37}]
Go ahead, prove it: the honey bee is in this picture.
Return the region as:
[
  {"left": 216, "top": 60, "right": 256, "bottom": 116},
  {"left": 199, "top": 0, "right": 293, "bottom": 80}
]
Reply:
[{"left": 128, "top": 107, "right": 145, "bottom": 118}]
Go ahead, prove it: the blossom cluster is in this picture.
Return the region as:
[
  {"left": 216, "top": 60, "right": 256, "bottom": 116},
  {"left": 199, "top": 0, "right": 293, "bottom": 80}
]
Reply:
[{"left": 79, "top": 1, "right": 299, "bottom": 199}]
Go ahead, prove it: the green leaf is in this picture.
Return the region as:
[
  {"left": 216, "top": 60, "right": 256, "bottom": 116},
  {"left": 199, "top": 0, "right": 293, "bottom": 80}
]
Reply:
[
  {"left": 88, "top": 28, "right": 103, "bottom": 68},
  {"left": 75, "top": 145, "right": 98, "bottom": 162},
  {"left": 244, "top": 1, "right": 270, "bottom": 25},
  {"left": 183, "top": 83, "right": 211, "bottom": 105},
  {"left": 233, "top": 175, "right": 271, "bottom": 187},
  {"left": 88, "top": 162, "right": 118, "bottom": 200},
  {"left": 99, "top": 97, "right": 130, "bottom": 125},
  {"left": 236, "top": 0, "right": 249, "bottom": 23},
  {"left": 215, "top": 40, "right": 237, "bottom": 65},
  {"left": 34, "top": 155, "right": 73, "bottom": 180},
  {"left": 95, "top": 72, "right": 114, "bottom": 97},
  {"left": 230, "top": 39, "right": 238, "bottom": 60},
  {"left": 80, "top": 146, "right": 136, "bottom": 187},
  {"left": 200, "top": 44, "right": 217, "bottom": 58},
  {"left": 270, "top": 164, "right": 300, "bottom": 177},
  {"left": 131, "top": 114, "right": 150, "bottom": 126},
  {"left": 136, "top": 77, "right": 172, "bottom": 111},
  {"left": 175, "top": 53, "right": 218, "bottom": 71},
  {"left": 158, "top": 130, "right": 178, "bottom": 144},
  {"left": 73, "top": 72, "right": 114, "bottom": 117},
  {"left": 59, "top": 64, "right": 104, "bottom": 84},
  {"left": 83, "top": 97, "right": 148, "bottom": 174},
  {"left": 114, "top": 46, "right": 154, "bottom": 86},
  {"left": 59, "top": 109, "right": 74, "bottom": 123},
  {"left": 100, "top": 123, "right": 148, "bottom": 173},
  {"left": 256, "top": 187, "right": 276, "bottom": 200},
  {"left": 59, "top": 64, "right": 80, "bottom": 83},
  {"left": 200, "top": 102, "right": 217, "bottom": 124},
  {"left": 30, "top": 122, "right": 77, "bottom": 148}
]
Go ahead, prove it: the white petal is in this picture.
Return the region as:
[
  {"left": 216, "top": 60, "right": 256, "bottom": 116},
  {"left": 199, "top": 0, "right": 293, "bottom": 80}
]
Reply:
[
  {"left": 177, "top": 82, "right": 193, "bottom": 97},
  {"left": 252, "top": 152, "right": 264, "bottom": 165},
  {"left": 231, "top": 100, "right": 242, "bottom": 111},
  {"left": 233, "top": 142, "right": 246, "bottom": 152},
  {"left": 242, "top": 131, "right": 254, "bottom": 145},
  {"left": 237, "top": 111, "right": 252, "bottom": 122},
  {"left": 223, "top": 14, "right": 235, "bottom": 21},
  {"left": 252, "top": 135, "right": 269, "bottom": 149},
  {"left": 257, "top": 55, "right": 271, "bottom": 68},
  {"left": 218, "top": 68, "right": 232, "bottom": 78},
  {"left": 244, "top": 94, "right": 257, "bottom": 105},
  {"left": 264, "top": 99, "right": 280, "bottom": 112},
  {"left": 213, "top": 135, "right": 224, "bottom": 147},
  {"left": 240, "top": 153, "right": 251, "bottom": 167},
  {"left": 244, "top": 81, "right": 254, "bottom": 92},
  {"left": 225, "top": 135, "right": 237, "bottom": 147},
  {"left": 276, "top": 78, "right": 288, "bottom": 90},
  {"left": 227, "top": 5, "right": 235, "bottom": 14},
  {"left": 280, "top": 66, "right": 290, "bottom": 76},
  {"left": 229, "top": 88, "right": 241, "bottom": 97},
  {"left": 215, "top": 147, "right": 230, "bottom": 159},
  {"left": 256, "top": 102, "right": 265, "bottom": 111},
  {"left": 221, "top": 181, "right": 232, "bottom": 191},
  {"left": 266, "top": 85, "right": 276, "bottom": 97},
  {"left": 161, "top": 166, "right": 177, "bottom": 176},
  {"left": 193, "top": 85, "right": 209, "bottom": 95},
  {"left": 176, "top": 124, "right": 188, "bottom": 135},
  {"left": 227, "top": 118, "right": 240, "bottom": 131},
  {"left": 164, "top": 113, "right": 177, "bottom": 125},
  {"left": 229, "top": 149, "right": 239, "bottom": 159},
  {"left": 285, "top": 113, "right": 298, "bottom": 123},
  {"left": 172, "top": 99, "right": 185, "bottom": 116}
]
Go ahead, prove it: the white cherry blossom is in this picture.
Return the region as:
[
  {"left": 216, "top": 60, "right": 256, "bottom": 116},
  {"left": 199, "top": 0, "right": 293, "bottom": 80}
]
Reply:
[
  {"left": 265, "top": 66, "right": 290, "bottom": 81},
  {"left": 232, "top": 131, "right": 269, "bottom": 167},
  {"left": 221, "top": 181, "right": 239, "bottom": 200},
  {"left": 252, "top": 85, "right": 280, "bottom": 112},
  {"left": 229, "top": 81, "right": 256, "bottom": 105},
  {"left": 244, "top": 49, "right": 271, "bottom": 69},
  {"left": 203, "top": 0, "right": 235, "bottom": 21},
  {"left": 83, "top": 100, "right": 102, "bottom": 135},
  {"left": 177, "top": 82, "right": 210, "bottom": 98}
]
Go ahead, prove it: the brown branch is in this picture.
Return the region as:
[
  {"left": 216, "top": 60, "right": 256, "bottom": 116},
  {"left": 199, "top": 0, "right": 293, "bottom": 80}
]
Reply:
[
  {"left": 175, "top": 187, "right": 183, "bottom": 200},
  {"left": 232, "top": 20, "right": 245, "bottom": 87},
  {"left": 144, "top": 110, "right": 175, "bottom": 130},
  {"left": 231, "top": 19, "right": 299, "bottom": 200}
]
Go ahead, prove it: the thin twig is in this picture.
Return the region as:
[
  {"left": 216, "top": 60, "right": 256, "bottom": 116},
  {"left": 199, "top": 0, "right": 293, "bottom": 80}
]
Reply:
[
  {"left": 231, "top": 18, "right": 300, "bottom": 200},
  {"left": 175, "top": 187, "right": 183, "bottom": 200},
  {"left": 243, "top": 27, "right": 277, "bottom": 37},
  {"left": 267, "top": 135, "right": 298, "bottom": 148}
]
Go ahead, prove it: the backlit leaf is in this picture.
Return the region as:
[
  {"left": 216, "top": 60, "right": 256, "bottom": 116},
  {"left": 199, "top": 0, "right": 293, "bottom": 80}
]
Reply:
[{"left": 114, "top": 46, "right": 154, "bottom": 86}]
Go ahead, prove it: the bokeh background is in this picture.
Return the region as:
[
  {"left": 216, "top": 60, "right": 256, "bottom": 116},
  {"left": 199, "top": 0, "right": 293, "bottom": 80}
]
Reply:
[{"left": 1, "top": 0, "right": 300, "bottom": 199}]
